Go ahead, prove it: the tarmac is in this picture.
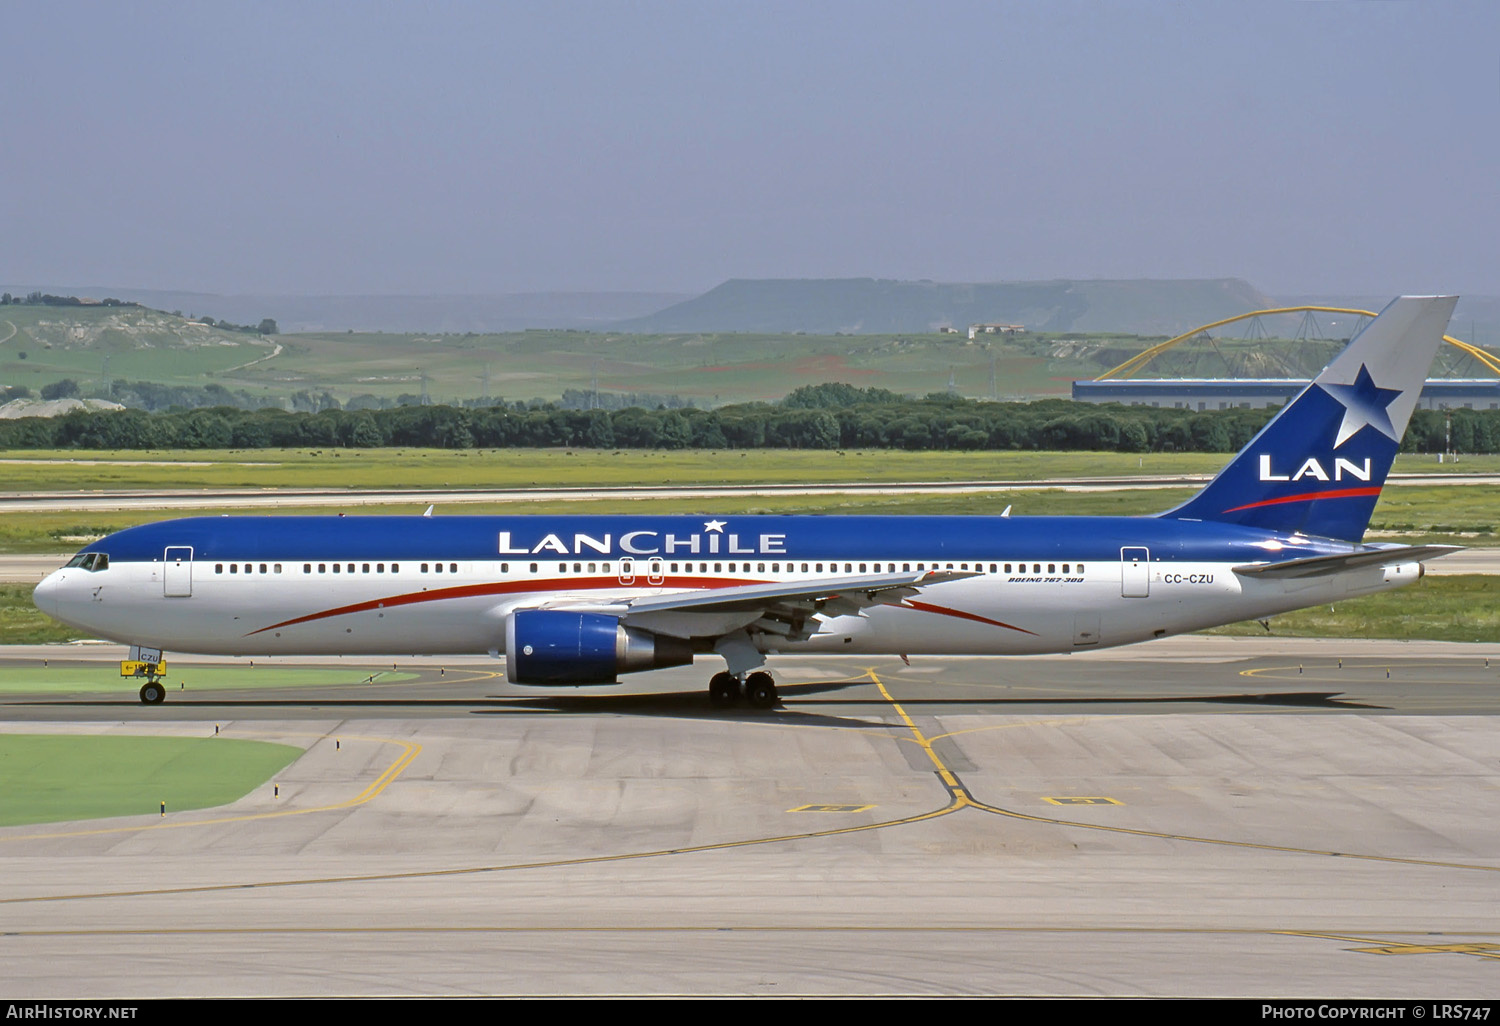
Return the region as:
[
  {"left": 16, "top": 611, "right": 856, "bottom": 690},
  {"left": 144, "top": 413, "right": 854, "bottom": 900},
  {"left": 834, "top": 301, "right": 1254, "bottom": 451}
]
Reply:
[{"left": 2, "top": 637, "right": 1498, "bottom": 997}]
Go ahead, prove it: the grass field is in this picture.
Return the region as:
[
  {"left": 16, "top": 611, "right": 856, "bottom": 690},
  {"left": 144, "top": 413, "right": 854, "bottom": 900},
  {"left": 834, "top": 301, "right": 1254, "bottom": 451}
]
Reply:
[
  {"left": 0, "top": 306, "right": 1111, "bottom": 404},
  {"left": 0, "top": 733, "right": 303, "bottom": 826},
  {"left": 0, "top": 447, "right": 1492, "bottom": 553},
  {"left": 2, "top": 447, "right": 1491, "bottom": 491},
  {"left": 1201, "top": 574, "right": 1500, "bottom": 643}
]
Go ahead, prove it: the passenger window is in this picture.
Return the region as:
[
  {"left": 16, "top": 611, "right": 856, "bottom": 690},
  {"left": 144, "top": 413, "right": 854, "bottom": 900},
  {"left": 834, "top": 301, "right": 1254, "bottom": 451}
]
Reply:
[
  {"left": 450, "top": 563, "right": 457, "bottom": 573},
  {"left": 216, "top": 564, "right": 224, "bottom": 574},
  {"left": 274, "top": 564, "right": 282, "bottom": 573},
  {"left": 332, "top": 564, "right": 339, "bottom": 573},
  {"left": 230, "top": 564, "right": 238, "bottom": 574}
]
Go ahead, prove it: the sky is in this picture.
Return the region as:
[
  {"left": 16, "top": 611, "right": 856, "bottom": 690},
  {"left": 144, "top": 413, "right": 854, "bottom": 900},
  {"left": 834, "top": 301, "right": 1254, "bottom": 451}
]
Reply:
[{"left": 2, "top": 1, "right": 1496, "bottom": 298}]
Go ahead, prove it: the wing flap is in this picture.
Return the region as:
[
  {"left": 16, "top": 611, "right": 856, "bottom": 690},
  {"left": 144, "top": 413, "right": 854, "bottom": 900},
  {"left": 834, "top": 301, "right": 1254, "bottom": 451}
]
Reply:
[{"left": 619, "top": 568, "right": 977, "bottom": 617}]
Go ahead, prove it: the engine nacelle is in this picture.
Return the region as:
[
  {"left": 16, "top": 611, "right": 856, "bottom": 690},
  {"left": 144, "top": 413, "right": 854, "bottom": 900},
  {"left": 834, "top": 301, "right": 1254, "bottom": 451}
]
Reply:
[{"left": 505, "top": 609, "right": 694, "bottom": 685}]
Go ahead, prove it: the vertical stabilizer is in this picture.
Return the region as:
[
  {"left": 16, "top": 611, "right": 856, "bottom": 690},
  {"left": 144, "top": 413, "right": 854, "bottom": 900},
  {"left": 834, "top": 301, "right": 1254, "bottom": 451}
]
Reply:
[{"left": 1160, "top": 295, "right": 1457, "bottom": 541}]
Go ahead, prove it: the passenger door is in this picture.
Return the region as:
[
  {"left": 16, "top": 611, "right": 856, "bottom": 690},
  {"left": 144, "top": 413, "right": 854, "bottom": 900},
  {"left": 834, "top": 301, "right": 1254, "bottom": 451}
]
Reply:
[
  {"left": 1120, "top": 547, "right": 1150, "bottom": 598},
  {"left": 163, "top": 546, "right": 193, "bottom": 598}
]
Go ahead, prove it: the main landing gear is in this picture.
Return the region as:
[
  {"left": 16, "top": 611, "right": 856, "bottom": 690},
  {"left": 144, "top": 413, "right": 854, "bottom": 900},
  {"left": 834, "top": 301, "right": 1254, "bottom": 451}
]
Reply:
[{"left": 708, "top": 670, "right": 780, "bottom": 709}]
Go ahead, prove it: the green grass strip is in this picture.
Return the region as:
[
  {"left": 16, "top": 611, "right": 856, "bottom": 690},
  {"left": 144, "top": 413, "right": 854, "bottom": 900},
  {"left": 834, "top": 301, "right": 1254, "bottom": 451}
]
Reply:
[
  {"left": 0, "top": 733, "right": 303, "bottom": 826},
  {"left": 0, "top": 661, "right": 421, "bottom": 695},
  {"left": 1204, "top": 574, "right": 1500, "bottom": 643}
]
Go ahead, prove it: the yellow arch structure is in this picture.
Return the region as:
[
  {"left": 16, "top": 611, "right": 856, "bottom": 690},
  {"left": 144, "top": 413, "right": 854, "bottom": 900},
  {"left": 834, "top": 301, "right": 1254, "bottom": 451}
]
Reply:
[{"left": 1096, "top": 306, "right": 1500, "bottom": 380}]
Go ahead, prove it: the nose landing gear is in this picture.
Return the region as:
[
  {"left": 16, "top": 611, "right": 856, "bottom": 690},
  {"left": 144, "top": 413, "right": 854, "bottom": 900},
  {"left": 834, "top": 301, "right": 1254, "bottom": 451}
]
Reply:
[
  {"left": 122, "top": 656, "right": 168, "bottom": 704},
  {"left": 707, "top": 670, "right": 780, "bottom": 709}
]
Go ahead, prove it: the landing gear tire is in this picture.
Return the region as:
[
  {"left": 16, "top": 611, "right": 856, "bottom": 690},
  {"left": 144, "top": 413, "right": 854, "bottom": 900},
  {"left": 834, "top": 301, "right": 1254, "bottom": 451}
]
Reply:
[
  {"left": 708, "top": 672, "right": 740, "bottom": 707},
  {"left": 744, "top": 671, "right": 779, "bottom": 709},
  {"left": 139, "top": 680, "right": 165, "bottom": 705}
]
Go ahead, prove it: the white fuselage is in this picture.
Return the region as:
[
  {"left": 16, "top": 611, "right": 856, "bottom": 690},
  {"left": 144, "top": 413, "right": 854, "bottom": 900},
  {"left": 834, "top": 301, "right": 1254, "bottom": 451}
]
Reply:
[{"left": 34, "top": 546, "right": 1423, "bottom": 663}]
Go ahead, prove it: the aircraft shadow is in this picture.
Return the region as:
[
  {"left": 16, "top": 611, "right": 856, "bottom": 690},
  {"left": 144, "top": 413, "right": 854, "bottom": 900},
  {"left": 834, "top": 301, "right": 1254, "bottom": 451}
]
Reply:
[{"left": 3, "top": 684, "right": 1386, "bottom": 720}]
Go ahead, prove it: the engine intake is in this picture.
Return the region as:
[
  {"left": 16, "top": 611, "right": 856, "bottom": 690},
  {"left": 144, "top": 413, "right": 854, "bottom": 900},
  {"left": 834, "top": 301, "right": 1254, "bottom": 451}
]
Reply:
[{"left": 505, "top": 609, "right": 694, "bottom": 685}]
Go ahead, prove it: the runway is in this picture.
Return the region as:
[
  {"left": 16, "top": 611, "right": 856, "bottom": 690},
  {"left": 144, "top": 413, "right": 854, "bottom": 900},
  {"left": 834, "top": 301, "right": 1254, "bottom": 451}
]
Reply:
[{"left": 2, "top": 638, "right": 1499, "bottom": 997}]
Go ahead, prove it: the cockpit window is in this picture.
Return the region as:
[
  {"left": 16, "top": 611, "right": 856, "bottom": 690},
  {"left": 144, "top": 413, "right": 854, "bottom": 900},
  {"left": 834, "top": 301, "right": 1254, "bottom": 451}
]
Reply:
[{"left": 65, "top": 553, "right": 109, "bottom": 572}]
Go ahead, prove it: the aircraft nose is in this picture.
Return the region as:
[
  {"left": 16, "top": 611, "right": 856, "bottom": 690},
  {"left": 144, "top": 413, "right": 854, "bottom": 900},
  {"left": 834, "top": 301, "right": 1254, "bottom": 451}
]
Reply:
[{"left": 33, "top": 572, "right": 60, "bottom": 617}]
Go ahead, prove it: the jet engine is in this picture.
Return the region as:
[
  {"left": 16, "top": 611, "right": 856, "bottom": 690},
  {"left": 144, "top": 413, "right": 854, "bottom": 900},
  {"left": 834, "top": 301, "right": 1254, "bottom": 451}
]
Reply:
[{"left": 505, "top": 609, "right": 694, "bottom": 685}]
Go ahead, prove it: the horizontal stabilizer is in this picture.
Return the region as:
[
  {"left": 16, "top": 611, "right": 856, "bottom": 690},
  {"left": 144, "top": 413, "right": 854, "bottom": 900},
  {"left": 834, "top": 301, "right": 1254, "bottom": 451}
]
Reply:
[{"left": 1233, "top": 544, "right": 1462, "bottom": 579}]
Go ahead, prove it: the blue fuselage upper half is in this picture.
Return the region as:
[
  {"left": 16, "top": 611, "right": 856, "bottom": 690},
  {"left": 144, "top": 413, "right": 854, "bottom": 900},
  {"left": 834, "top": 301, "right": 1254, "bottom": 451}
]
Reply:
[{"left": 78, "top": 513, "right": 1354, "bottom": 566}]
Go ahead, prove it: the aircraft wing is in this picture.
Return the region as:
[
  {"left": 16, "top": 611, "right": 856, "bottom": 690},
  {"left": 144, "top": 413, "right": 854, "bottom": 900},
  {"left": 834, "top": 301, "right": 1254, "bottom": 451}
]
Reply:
[
  {"left": 1232, "top": 544, "right": 1462, "bottom": 579},
  {"left": 531, "top": 567, "right": 981, "bottom": 641}
]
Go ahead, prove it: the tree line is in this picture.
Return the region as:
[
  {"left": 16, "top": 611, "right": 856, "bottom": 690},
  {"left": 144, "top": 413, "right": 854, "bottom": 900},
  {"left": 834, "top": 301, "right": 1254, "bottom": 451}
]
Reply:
[{"left": 0, "top": 387, "right": 1490, "bottom": 454}]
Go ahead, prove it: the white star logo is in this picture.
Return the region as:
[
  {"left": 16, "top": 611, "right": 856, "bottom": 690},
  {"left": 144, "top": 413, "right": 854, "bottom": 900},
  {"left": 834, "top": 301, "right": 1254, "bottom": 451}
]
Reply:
[
  {"left": 1318, "top": 364, "right": 1404, "bottom": 449},
  {"left": 703, "top": 520, "right": 726, "bottom": 533}
]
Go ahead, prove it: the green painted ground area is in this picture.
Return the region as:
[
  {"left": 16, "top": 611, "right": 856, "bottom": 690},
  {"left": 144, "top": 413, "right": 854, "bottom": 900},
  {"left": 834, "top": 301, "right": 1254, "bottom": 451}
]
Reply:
[
  {"left": 1204, "top": 574, "right": 1500, "bottom": 643},
  {"left": 0, "top": 663, "right": 420, "bottom": 695},
  {"left": 0, "top": 447, "right": 1489, "bottom": 493},
  {"left": 0, "top": 733, "right": 303, "bottom": 826}
]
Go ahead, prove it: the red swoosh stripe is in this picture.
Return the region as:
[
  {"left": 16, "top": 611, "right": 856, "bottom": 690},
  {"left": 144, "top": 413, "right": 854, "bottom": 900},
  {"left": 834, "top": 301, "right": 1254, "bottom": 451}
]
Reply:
[
  {"left": 1222, "top": 486, "right": 1381, "bottom": 514},
  {"left": 249, "top": 575, "right": 1037, "bottom": 639},
  {"left": 247, "top": 575, "right": 763, "bottom": 636},
  {"left": 901, "top": 599, "right": 1037, "bottom": 635}
]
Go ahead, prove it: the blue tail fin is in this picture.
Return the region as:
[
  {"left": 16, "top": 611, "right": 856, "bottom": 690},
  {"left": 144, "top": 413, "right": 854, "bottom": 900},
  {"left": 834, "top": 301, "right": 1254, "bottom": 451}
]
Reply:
[{"left": 1160, "top": 295, "right": 1457, "bottom": 542}]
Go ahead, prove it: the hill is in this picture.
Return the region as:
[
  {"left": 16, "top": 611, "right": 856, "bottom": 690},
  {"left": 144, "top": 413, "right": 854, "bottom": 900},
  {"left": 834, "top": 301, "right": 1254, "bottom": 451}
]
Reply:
[
  {"left": 614, "top": 278, "right": 1277, "bottom": 335},
  {"left": 0, "top": 303, "right": 279, "bottom": 396},
  {"left": 0, "top": 287, "right": 691, "bottom": 334}
]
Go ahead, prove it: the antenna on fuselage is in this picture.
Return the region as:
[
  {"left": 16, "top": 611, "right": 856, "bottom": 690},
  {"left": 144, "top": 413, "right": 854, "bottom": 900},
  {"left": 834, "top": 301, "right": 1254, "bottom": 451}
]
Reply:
[{"left": 422, "top": 505, "right": 435, "bottom": 517}]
